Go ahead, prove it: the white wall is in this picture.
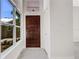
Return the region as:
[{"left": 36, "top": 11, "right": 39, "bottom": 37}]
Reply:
[
  {"left": 73, "top": 6, "right": 79, "bottom": 59},
  {"left": 73, "top": 0, "right": 79, "bottom": 6},
  {"left": 50, "top": 0, "right": 74, "bottom": 59},
  {"left": 73, "top": 6, "right": 79, "bottom": 42},
  {"left": 42, "top": 10, "right": 51, "bottom": 59},
  {"left": 41, "top": 0, "right": 51, "bottom": 59},
  {"left": 74, "top": 42, "right": 79, "bottom": 59}
]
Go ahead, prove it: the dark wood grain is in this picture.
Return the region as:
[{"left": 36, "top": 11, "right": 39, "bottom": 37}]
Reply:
[{"left": 26, "top": 16, "right": 40, "bottom": 47}]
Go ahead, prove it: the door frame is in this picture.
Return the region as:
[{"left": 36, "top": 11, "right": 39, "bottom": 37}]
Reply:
[{"left": 24, "top": 14, "right": 42, "bottom": 48}]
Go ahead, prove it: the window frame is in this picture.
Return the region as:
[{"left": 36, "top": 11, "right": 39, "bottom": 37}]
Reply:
[
  {"left": 14, "top": 8, "right": 21, "bottom": 43},
  {"left": 0, "top": 0, "right": 21, "bottom": 57}
]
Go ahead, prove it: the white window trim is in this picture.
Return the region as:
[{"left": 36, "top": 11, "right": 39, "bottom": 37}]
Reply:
[{"left": 1, "top": 40, "right": 22, "bottom": 59}]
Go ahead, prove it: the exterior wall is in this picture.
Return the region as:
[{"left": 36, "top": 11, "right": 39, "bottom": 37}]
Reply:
[
  {"left": 50, "top": 0, "right": 74, "bottom": 59},
  {"left": 73, "top": 0, "right": 79, "bottom": 6},
  {"left": 73, "top": 6, "right": 79, "bottom": 59},
  {"left": 42, "top": 9, "right": 51, "bottom": 59},
  {"left": 73, "top": 6, "right": 79, "bottom": 42},
  {"left": 74, "top": 42, "right": 79, "bottom": 59},
  {"left": 41, "top": 0, "right": 51, "bottom": 59}
]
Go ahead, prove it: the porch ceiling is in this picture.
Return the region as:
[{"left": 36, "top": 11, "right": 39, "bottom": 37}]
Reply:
[{"left": 24, "top": 0, "right": 41, "bottom": 12}]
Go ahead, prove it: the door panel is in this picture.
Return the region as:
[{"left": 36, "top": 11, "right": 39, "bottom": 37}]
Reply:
[{"left": 26, "top": 16, "right": 40, "bottom": 47}]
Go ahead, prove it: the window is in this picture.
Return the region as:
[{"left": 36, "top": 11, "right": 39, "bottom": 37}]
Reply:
[
  {"left": 0, "top": 0, "right": 21, "bottom": 53},
  {"left": 16, "top": 11, "right": 20, "bottom": 26},
  {"left": 16, "top": 27, "right": 20, "bottom": 42},
  {"left": 16, "top": 11, "right": 20, "bottom": 42},
  {"left": 1, "top": 25, "right": 13, "bottom": 52}
]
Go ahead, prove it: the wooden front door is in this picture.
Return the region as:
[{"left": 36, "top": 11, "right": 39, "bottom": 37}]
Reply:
[{"left": 26, "top": 16, "right": 40, "bottom": 47}]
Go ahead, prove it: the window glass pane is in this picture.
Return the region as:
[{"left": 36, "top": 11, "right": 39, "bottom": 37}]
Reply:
[
  {"left": 1, "top": 0, "right": 14, "bottom": 24},
  {"left": 16, "top": 27, "right": 20, "bottom": 42},
  {"left": 1, "top": 25, "right": 13, "bottom": 52},
  {"left": 16, "top": 11, "right": 20, "bottom": 26}
]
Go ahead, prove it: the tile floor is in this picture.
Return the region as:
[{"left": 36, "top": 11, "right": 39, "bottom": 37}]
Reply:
[{"left": 18, "top": 48, "right": 49, "bottom": 59}]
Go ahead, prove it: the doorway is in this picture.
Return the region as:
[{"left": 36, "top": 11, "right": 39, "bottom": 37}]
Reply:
[{"left": 26, "top": 15, "right": 40, "bottom": 47}]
